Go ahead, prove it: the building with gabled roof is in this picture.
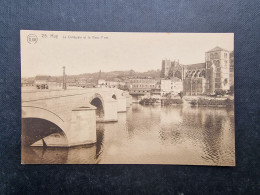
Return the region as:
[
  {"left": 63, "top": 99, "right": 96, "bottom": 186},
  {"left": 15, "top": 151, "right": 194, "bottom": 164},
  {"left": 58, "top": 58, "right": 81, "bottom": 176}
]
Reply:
[{"left": 34, "top": 75, "right": 59, "bottom": 89}]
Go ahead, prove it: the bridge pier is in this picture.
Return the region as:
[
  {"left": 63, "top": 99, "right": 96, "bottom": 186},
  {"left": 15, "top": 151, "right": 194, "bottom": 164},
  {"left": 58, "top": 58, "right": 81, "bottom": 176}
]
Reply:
[
  {"left": 31, "top": 106, "right": 97, "bottom": 147},
  {"left": 117, "top": 96, "right": 127, "bottom": 112},
  {"left": 112, "top": 90, "right": 128, "bottom": 112},
  {"left": 126, "top": 94, "right": 133, "bottom": 108},
  {"left": 102, "top": 99, "right": 118, "bottom": 122},
  {"left": 67, "top": 106, "right": 97, "bottom": 146}
]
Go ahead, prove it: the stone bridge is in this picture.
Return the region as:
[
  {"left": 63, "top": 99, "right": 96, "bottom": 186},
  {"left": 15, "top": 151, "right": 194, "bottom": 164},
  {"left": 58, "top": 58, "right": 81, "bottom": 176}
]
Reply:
[{"left": 22, "top": 88, "right": 132, "bottom": 147}]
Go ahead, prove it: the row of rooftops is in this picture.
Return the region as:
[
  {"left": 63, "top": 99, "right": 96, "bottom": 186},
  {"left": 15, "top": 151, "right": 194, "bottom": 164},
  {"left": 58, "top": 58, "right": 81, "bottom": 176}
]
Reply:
[
  {"left": 33, "top": 75, "right": 126, "bottom": 82},
  {"left": 25, "top": 75, "right": 156, "bottom": 83},
  {"left": 34, "top": 76, "right": 84, "bottom": 83}
]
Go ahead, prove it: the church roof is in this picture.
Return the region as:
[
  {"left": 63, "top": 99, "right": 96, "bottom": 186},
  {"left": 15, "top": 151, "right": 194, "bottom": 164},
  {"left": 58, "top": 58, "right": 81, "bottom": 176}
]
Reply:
[
  {"left": 183, "top": 63, "right": 206, "bottom": 70},
  {"left": 207, "top": 46, "right": 229, "bottom": 52},
  {"left": 171, "top": 77, "right": 182, "bottom": 82}
]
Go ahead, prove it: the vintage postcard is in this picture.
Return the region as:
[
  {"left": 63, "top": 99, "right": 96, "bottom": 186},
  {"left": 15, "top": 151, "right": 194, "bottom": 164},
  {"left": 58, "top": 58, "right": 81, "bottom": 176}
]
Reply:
[{"left": 21, "top": 30, "right": 235, "bottom": 165}]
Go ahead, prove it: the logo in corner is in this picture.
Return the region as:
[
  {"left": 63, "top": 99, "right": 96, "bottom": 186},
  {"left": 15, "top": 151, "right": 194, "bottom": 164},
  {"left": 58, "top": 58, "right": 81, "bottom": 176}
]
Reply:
[{"left": 27, "top": 34, "right": 38, "bottom": 44}]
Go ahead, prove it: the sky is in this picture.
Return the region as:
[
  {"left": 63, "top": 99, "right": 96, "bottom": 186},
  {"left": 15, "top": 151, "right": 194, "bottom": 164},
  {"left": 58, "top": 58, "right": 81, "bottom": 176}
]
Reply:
[{"left": 21, "top": 30, "right": 234, "bottom": 77}]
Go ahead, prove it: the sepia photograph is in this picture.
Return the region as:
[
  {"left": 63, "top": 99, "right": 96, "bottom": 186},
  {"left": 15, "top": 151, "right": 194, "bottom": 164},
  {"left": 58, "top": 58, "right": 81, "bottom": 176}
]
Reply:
[{"left": 21, "top": 30, "right": 235, "bottom": 166}]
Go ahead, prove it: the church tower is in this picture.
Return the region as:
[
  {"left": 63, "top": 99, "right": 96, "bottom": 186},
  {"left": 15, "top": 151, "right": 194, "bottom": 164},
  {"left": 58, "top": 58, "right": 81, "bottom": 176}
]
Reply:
[
  {"left": 205, "top": 47, "right": 230, "bottom": 94},
  {"left": 161, "top": 59, "right": 171, "bottom": 78},
  {"left": 161, "top": 59, "right": 182, "bottom": 79}
]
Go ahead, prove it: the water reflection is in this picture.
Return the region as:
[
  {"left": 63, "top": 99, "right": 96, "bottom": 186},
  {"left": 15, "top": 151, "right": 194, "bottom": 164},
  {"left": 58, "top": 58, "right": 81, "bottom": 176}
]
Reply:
[
  {"left": 22, "top": 104, "right": 235, "bottom": 166},
  {"left": 22, "top": 124, "right": 105, "bottom": 164}
]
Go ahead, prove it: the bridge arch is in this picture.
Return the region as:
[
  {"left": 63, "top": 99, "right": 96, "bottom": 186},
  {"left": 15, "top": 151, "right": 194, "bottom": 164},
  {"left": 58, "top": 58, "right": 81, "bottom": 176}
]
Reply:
[
  {"left": 22, "top": 106, "right": 65, "bottom": 128},
  {"left": 89, "top": 93, "right": 105, "bottom": 121},
  {"left": 22, "top": 106, "right": 68, "bottom": 146}
]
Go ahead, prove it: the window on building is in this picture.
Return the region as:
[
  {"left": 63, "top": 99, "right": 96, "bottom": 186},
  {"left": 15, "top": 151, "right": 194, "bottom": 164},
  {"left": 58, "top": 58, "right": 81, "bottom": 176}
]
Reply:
[
  {"left": 224, "top": 79, "right": 228, "bottom": 86},
  {"left": 216, "top": 73, "right": 221, "bottom": 78},
  {"left": 215, "top": 83, "right": 221, "bottom": 88},
  {"left": 215, "top": 60, "right": 220, "bottom": 67},
  {"left": 215, "top": 78, "right": 221, "bottom": 83},
  {"left": 225, "top": 61, "right": 228, "bottom": 68},
  {"left": 224, "top": 53, "right": 227, "bottom": 58}
]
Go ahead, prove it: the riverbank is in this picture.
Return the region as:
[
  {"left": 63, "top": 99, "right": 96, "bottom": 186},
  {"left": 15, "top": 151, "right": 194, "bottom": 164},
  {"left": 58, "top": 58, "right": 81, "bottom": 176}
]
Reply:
[
  {"left": 139, "top": 98, "right": 183, "bottom": 105},
  {"left": 138, "top": 95, "right": 234, "bottom": 107},
  {"left": 161, "top": 99, "right": 183, "bottom": 105},
  {"left": 139, "top": 98, "right": 161, "bottom": 105},
  {"left": 184, "top": 96, "right": 234, "bottom": 107}
]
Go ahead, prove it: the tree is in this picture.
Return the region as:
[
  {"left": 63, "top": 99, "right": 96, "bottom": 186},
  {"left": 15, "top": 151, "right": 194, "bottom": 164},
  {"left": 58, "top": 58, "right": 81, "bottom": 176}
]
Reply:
[
  {"left": 229, "top": 85, "right": 234, "bottom": 95},
  {"left": 165, "top": 92, "right": 171, "bottom": 99},
  {"left": 179, "top": 91, "right": 184, "bottom": 99}
]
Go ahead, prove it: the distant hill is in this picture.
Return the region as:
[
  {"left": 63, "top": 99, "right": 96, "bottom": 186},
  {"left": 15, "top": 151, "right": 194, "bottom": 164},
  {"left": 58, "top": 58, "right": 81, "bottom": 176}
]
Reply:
[
  {"left": 22, "top": 69, "right": 161, "bottom": 82},
  {"left": 61, "top": 69, "right": 161, "bottom": 82}
]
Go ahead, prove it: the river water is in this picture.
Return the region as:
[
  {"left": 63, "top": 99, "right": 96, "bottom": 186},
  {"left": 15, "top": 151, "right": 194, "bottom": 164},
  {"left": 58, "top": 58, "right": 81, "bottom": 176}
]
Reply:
[{"left": 22, "top": 104, "right": 235, "bottom": 166}]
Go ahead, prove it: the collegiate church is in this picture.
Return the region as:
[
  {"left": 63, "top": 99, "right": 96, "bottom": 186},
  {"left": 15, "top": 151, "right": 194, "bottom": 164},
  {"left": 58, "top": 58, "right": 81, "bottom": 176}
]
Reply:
[{"left": 160, "top": 47, "right": 234, "bottom": 95}]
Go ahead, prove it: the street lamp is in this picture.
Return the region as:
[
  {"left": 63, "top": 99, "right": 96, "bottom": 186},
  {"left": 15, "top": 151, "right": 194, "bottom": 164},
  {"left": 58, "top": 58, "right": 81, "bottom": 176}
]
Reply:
[{"left": 62, "top": 66, "right": 67, "bottom": 90}]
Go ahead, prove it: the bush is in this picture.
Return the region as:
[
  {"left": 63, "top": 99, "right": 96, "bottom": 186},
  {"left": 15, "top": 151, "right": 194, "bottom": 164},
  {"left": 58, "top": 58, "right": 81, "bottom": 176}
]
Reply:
[
  {"left": 227, "top": 85, "right": 234, "bottom": 95},
  {"left": 198, "top": 98, "right": 209, "bottom": 105},
  {"left": 178, "top": 91, "right": 184, "bottom": 99},
  {"left": 209, "top": 99, "right": 217, "bottom": 105},
  {"left": 225, "top": 98, "right": 234, "bottom": 107},
  {"left": 139, "top": 98, "right": 158, "bottom": 105},
  {"left": 190, "top": 99, "right": 198, "bottom": 106},
  {"left": 171, "top": 99, "right": 183, "bottom": 104},
  {"left": 215, "top": 89, "right": 227, "bottom": 96},
  {"left": 162, "top": 99, "right": 183, "bottom": 105},
  {"left": 190, "top": 97, "right": 234, "bottom": 107}
]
